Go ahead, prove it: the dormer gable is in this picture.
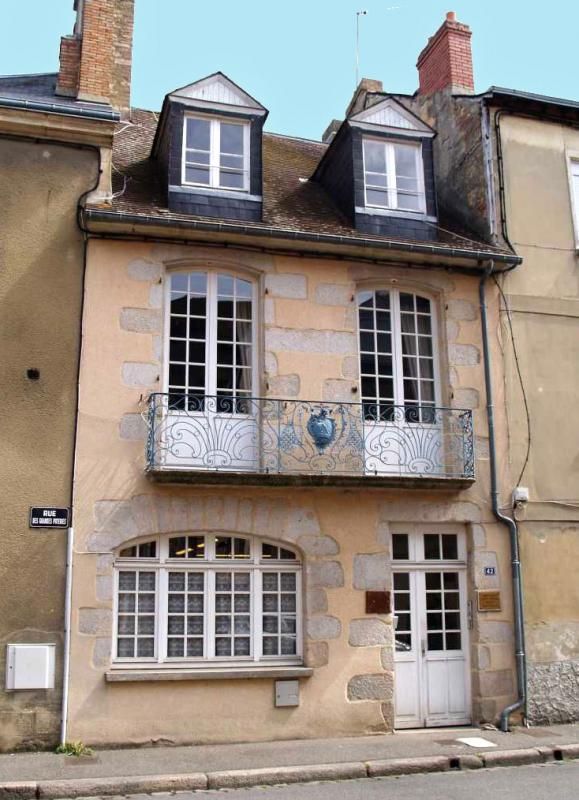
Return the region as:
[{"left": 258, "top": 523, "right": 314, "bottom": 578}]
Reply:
[
  {"left": 349, "top": 96, "right": 435, "bottom": 138},
  {"left": 169, "top": 72, "right": 267, "bottom": 116},
  {"left": 152, "top": 72, "right": 268, "bottom": 223}
]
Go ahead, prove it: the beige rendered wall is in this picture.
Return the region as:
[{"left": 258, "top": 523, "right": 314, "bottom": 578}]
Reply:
[
  {"left": 496, "top": 113, "right": 579, "bottom": 722},
  {"left": 0, "top": 138, "right": 98, "bottom": 750},
  {"left": 67, "top": 239, "right": 517, "bottom": 745}
]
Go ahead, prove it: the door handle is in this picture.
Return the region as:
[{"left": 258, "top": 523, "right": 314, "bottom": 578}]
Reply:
[{"left": 421, "top": 639, "right": 426, "bottom": 656}]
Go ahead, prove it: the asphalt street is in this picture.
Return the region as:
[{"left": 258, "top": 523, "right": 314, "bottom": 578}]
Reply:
[{"left": 110, "top": 761, "right": 579, "bottom": 800}]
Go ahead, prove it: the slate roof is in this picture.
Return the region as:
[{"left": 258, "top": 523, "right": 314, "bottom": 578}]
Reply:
[
  {"left": 104, "top": 107, "right": 511, "bottom": 257},
  {"left": 0, "top": 72, "right": 118, "bottom": 119}
]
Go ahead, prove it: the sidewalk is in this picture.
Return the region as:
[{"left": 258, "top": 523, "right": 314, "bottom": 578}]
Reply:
[{"left": 1, "top": 723, "right": 579, "bottom": 798}]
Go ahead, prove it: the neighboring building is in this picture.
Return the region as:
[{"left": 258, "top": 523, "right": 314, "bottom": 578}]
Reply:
[
  {"left": 63, "top": 11, "right": 526, "bottom": 746},
  {"left": 0, "top": 0, "right": 132, "bottom": 751},
  {"left": 402, "top": 15, "right": 579, "bottom": 725}
]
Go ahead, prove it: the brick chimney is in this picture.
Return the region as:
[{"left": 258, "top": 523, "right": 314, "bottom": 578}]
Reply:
[
  {"left": 346, "top": 78, "right": 384, "bottom": 118},
  {"left": 56, "top": 0, "right": 135, "bottom": 114},
  {"left": 417, "top": 11, "right": 474, "bottom": 95}
]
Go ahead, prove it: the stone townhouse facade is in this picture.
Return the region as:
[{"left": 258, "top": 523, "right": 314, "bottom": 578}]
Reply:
[{"left": 62, "top": 11, "right": 526, "bottom": 746}]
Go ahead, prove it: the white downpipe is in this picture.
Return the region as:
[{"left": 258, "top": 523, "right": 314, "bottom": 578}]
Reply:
[{"left": 60, "top": 525, "right": 74, "bottom": 746}]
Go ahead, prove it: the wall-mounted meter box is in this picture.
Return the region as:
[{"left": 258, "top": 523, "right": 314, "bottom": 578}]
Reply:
[
  {"left": 5, "top": 644, "right": 56, "bottom": 690},
  {"left": 275, "top": 679, "right": 300, "bottom": 707}
]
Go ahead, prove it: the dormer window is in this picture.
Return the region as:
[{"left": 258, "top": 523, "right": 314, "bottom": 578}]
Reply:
[
  {"left": 153, "top": 72, "right": 267, "bottom": 222},
  {"left": 363, "top": 139, "right": 425, "bottom": 213},
  {"left": 314, "top": 94, "right": 437, "bottom": 241},
  {"left": 183, "top": 116, "right": 249, "bottom": 192}
]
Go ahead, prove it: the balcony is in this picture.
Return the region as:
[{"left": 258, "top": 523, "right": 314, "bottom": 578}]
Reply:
[{"left": 145, "top": 394, "right": 475, "bottom": 489}]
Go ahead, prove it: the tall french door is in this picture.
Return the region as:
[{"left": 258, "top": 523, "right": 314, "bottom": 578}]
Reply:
[
  {"left": 160, "top": 270, "right": 258, "bottom": 471},
  {"left": 357, "top": 289, "right": 443, "bottom": 476},
  {"left": 393, "top": 531, "right": 470, "bottom": 728}
]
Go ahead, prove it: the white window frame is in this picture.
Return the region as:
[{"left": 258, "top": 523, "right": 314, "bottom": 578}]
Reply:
[
  {"left": 112, "top": 534, "right": 303, "bottom": 669},
  {"left": 162, "top": 269, "right": 259, "bottom": 400},
  {"left": 182, "top": 115, "right": 250, "bottom": 192},
  {"left": 567, "top": 152, "right": 579, "bottom": 247},
  {"left": 356, "top": 287, "right": 442, "bottom": 413},
  {"left": 362, "top": 137, "right": 426, "bottom": 214}
]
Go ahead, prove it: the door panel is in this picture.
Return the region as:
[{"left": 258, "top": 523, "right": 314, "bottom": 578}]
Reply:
[{"left": 393, "top": 571, "right": 421, "bottom": 728}]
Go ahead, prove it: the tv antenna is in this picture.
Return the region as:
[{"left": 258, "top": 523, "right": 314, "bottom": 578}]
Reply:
[
  {"left": 355, "top": 10, "right": 367, "bottom": 88},
  {"left": 356, "top": 6, "right": 402, "bottom": 88}
]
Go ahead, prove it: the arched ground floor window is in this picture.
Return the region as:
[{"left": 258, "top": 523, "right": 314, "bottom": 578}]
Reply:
[{"left": 113, "top": 533, "right": 302, "bottom": 667}]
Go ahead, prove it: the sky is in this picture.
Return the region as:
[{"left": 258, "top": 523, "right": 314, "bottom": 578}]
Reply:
[{"left": 1, "top": 0, "right": 578, "bottom": 140}]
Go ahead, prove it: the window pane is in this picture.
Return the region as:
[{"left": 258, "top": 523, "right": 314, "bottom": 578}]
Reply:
[
  {"left": 395, "top": 145, "right": 418, "bottom": 179},
  {"left": 424, "top": 534, "right": 440, "bottom": 559},
  {"left": 393, "top": 572, "right": 409, "bottom": 591},
  {"left": 189, "top": 295, "right": 206, "bottom": 317},
  {"left": 445, "top": 632, "right": 461, "bottom": 650},
  {"left": 186, "top": 118, "right": 210, "bottom": 150},
  {"left": 185, "top": 166, "right": 210, "bottom": 185},
  {"left": 170, "top": 316, "right": 187, "bottom": 339},
  {"left": 442, "top": 535, "right": 458, "bottom": 560},
  {"left": 262, "top": 543, "right": 278, "bottom": 560},
  {"left": 169, "top": 537, "right": 187, "bottom": 558},
  {"left": 234, "top": 538, "right": 250, "bottom": 559},
  {"left": 170, "top": 293, "right": 187, "bottom": 315},
  {"left": 215, "top": 537, "right": 233, "bottom": 558},
  {"left": 398, "top": 193, "right": 421, "bottom": 212},
  {"left": 220, "top": 122, "right": 244, "bottom": 155},
  {"left": 279, "top": 547, "right": 297, "bottom": 561},
  {"left": 392, "top": 534, "right": 409, "bottom": 560},
  {"left": 364, "top": 140, "right": 386, "bottom": 173},
  {"left": 367, "top": 189, "right": 389, "bottom": 207},
  {"left": 221, "top": 154, "right": 243, "bottom": 170},
  {"left": 220, "top": 171, "right": 244, "bottom": 190}
]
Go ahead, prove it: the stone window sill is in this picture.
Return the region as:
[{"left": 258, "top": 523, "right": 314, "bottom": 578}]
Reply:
[{"left": 105, "top": 666, "right": 313, "bottom": 683}]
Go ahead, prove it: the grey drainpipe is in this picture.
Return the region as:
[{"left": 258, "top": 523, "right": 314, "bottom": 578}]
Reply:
[{"left": 479, "top": 262, "right": 527, "bottom": 731}]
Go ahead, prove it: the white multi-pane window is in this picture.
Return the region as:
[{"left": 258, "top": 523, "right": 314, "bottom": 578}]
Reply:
[
  {"left": 114, "top": 534, "right": 302, "bottom": 666},
  {"left": 569, "top": 157, "right": 579, "bottom": 244},
  {"left": 363, "top": 138, "right": 425, "bottom": 213},
  {"left": 182, "top": 116, "right": 249, "bottom": 191},
  {"left": 166, "top": 271, "right": 255, "bottom": 411},
  {"left": 357, "top": 289, "right": 438, "bottom": 422}
]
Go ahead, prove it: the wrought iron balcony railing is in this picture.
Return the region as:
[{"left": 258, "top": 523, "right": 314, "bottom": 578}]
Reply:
[{"left": 145, "top": 393, "right": 474, "bottom": 483}]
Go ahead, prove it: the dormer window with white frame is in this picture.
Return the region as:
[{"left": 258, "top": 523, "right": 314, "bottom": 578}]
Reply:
[
  {"left": 183, "top": 116, "right": 250, "bottom": 192},
  {"left": 363, "top": 138, "right": 426, "bottom": 213},
  {"left": 346, "top": 95, "right": 436, "bottom": 224}
]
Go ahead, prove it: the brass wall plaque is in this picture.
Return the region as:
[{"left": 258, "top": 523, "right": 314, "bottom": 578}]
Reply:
[
  {"left": 478, "top": 590, "right": 502, "bottom": 612},
  {"left": 366, "top": 591, "right": 391, "bottom": 615}
]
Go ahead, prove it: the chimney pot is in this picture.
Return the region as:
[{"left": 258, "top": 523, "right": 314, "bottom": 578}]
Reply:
[{"left": 446, "top": 11, "right": 456, "bottom": 21}]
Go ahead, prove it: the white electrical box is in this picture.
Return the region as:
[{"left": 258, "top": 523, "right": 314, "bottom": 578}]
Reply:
[
  {"left": 5, "top": 644, "right": 56, "bottom": 691},
  {"left": 275, "top": 679, "right": 300, "bottom": 707}
]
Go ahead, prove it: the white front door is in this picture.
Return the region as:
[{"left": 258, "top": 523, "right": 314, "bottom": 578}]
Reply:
[{"left": 393, "top": 531, "right": 470, "bottom": 728}]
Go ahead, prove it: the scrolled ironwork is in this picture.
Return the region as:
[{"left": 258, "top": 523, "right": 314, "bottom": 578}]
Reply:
[{"left": 146, "top": 393, "right": 474, "bottom": 480}]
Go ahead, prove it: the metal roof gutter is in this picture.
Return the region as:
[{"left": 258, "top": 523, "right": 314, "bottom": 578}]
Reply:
[
  {"left": 486, "top": 86, "right": 579, "bottom": 112},
  {"left": 0, "top": 95, "right": 120, "bottom": 122},
  {"left": 83, "top": 208, "right": 521, "bottom": 266}
]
